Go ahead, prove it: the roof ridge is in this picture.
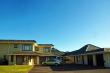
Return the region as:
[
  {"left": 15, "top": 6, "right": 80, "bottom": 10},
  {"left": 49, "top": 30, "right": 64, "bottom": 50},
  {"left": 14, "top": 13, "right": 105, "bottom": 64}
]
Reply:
[
  {"left": 87, "top": 44, "right": 100, "bottom": 48},
  {"left": 0, "top": 39, "right": 36, "bottom": 42}
]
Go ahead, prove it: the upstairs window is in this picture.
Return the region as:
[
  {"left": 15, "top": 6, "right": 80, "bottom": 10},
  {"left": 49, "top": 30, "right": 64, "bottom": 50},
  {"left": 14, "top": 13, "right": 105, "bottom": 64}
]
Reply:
[
  {"left": 14, "top": 44, "right": 18, "bottom": 48},
  {"left": 43, "top": 48, "right": 50, "bottom": 53},
  {"left": 35, "top": 47, "right": 39, "bottom": 51},
  {"left": 22, "top": 44, "right": 32, "bottom": 51}
]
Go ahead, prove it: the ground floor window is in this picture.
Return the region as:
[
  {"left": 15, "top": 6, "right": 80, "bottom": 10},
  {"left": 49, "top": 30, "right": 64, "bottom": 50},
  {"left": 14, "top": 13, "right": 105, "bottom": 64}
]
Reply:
[
  {"left": 28, "top": 56, "right": 31, "bottom": 62},
  {"left": 11, "top": 55, "right": 14, "bottom": 62}
]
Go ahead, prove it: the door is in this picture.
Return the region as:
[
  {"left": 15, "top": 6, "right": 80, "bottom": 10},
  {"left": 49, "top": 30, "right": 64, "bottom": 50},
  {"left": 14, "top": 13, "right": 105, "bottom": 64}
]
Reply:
[
  {"left": 96, "top": 54, "right": 104, "bottom": 67},
  {"left": 82, "top": 55, "right": 84, "bottom": 64},
  {"left": 16, "top": 56, "right": 24, "bottom": 65},
  {"left": 87, "top": 55, "right": 93, "bottom": 66}
]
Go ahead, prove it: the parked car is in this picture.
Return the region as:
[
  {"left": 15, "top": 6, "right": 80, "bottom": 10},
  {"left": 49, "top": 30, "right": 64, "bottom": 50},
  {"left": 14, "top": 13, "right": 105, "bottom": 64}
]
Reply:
[{"left": 42, "top": 59, "right": 61, "bottom": 65}]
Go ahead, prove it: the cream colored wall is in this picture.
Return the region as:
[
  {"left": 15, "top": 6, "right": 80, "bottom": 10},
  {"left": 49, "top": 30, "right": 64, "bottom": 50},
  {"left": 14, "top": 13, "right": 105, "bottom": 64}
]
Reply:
[
  {"left": 84, "top": 55, "right": 88, "bottom": 65},
  {"left": 64, "top": 56, "right": 74, "bottom": 64},
  {"left": 0, "top": 43, "right": 35, "bottom": 57},
  {"left": 103, "top": 53, "right": 110, "bottom": 67},
  {"left": 36, "top": 47, "right": 44, "bottom": 53},
  {"left": 33, "top": 43, "right": 38, "bottom": 52},
  {"left": 0, "top": 43, "right": 36, "bottom": 65},
  {"left": 0, "top": 42, "right": 39, "bottom": 66},
  {"left": 29, "top": 57, "right": 34, "bottom": 65},
  {"left": 36, "top": 56, "right": 39, "bottom": 65},
  {"left": 87, "top": 45, "right": 99, "bottom": 51},
  {"left": 0, "top": 43, "right": 21, "bottom": 58},
  {"left": 8, "top": 55, "right": 12, "bottom": 65},
  {"left": 74, "top": 56, "right": 77, "bottom": 63},
  {"left": 35, "top": 46, "right": 52, "bottom": 54},
  {"left": 0, "top": 44, "right": 9, "bottom": 58},
  {"left": 74, "top": 55, "right": 88, "bottom": 65},
  {"left": 68, "top": 54, "right": 96, "bottom": 66},
  {"left": 93, "top": 54, "right": 96, "bottom": 66},
  {"left": 8, "top": 55, "right": 16, "bottom": 65},
  {"left": 73, "top": 56, "right": 80, "bottom": 64},
  {"left": 77, "top": 55, "right": 83, "bottom": 64},
  {"left": 83, "top": 54, "right": 96, "bottom": 66}
]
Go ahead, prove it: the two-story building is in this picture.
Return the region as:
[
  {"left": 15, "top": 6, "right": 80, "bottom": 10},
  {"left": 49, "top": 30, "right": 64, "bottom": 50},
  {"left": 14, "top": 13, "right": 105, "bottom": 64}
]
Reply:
[{"left": 0, "top": 40, "right": 60, "bottom": 65}]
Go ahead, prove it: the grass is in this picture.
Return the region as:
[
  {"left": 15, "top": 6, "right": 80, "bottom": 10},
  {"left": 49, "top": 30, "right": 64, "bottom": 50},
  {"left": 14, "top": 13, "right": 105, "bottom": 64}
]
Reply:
[{"left": 0, "top": 65, "right": 33, "bottom": 73}]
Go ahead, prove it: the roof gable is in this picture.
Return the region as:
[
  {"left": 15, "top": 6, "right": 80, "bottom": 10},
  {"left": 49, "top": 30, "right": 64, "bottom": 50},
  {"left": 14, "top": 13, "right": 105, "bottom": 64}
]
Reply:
[
  {"left": 64, "top": 44, "right": 101, "bottom": 56},
  {"left": 86, "top": 44, "right": 100, "bottom": 51}
]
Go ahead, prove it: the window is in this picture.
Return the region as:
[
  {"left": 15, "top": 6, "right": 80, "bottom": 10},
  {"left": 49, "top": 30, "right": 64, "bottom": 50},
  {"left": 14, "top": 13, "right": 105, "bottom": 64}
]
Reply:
[
  {"left": 22, "top": 44, "right": 32, "bottom": 51},
  {"left": 4, "top": 55, "right": 6, "bottom": 59},
  {"left": 28, "top": 56, "right": 31, "bottom": 62},
  {"left": 14, "top": 44, "right": 18, "bottom": 48},
  {"left": 11, "top": 55, "right": 14, "bottom": 62},
  {"left": 35, "top": 47, "right": 39, "bottom": 51},
  {"left": 43, "top": 48, "right": 50, "bottom": 53}
]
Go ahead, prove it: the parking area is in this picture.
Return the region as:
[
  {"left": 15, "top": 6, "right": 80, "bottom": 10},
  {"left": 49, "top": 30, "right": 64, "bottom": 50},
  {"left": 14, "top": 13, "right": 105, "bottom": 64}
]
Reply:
[
  {"left": 29, "top": 64, "right": 110, "bottom": 73},
  {"left": 51, "top": 64, "right": 110, "bottom": 73}
]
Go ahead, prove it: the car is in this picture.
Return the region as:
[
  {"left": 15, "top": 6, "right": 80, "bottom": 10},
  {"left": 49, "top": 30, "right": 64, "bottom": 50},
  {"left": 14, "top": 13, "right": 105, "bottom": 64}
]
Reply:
[{"left": 42, "top": 59, "right": 61, "bottom": 65}]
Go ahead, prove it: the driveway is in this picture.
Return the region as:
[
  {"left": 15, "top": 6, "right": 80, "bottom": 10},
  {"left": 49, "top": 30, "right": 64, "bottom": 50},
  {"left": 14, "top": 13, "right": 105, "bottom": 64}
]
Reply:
[
  {"left": 28, "top": 66, "right": 52, "bottom": 73},
  {"left": 29, "top": 64, "right": 110, "bottom": 73},
  {"left": 51, "top": 64, "right": 110, "bottom": 73}
]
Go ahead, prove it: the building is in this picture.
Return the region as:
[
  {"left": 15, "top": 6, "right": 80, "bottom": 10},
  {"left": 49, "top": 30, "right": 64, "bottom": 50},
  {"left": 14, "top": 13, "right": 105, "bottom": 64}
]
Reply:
[
  {"left": 64, "top": 44, "right": 110, "bottom": 67},
  {"left": 0, "top": 40, "right": 62, "bottom": 65}
]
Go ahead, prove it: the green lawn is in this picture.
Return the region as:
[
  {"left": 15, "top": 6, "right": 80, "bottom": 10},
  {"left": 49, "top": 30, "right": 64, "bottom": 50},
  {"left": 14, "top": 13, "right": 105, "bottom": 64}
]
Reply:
[{"left": 0, "top": 65, "right": 33, "bottom": 73}]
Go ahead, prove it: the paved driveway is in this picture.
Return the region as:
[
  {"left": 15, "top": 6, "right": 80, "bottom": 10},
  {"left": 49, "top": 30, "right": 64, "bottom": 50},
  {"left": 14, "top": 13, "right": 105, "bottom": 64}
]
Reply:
[
  {"left": 29, "top": 66, "right": 52, "bottom": 73},
  {"left": 52, "top": 64, "right": 110, "bottom": 73},
  {"left": 29, "top": 64, "right": 110, "bottom": 73}
]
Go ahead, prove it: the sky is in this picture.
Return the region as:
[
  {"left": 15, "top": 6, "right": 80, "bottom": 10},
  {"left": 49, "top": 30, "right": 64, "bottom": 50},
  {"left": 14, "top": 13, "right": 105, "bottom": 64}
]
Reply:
[{"left": 0, "top": 0, "right": 110, "bottom": 52}]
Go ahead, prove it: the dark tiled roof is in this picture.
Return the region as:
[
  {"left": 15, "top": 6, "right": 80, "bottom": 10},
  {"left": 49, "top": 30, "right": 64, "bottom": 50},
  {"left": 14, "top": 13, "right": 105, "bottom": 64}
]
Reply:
[
  {"left": 77, "top": 45, "right": 88, "bottom": 54},
  {"left": 0, "top": 40, "right": 36, "bottom": 43},
  {"left": 64, "top": 44, "right": 103, "bottom": 56},
  {"left": 64, "top": 45, "right": 89, "bottom": 56},
  {"left": 38, "top": 44, "right": 54, "bottom": 46}
]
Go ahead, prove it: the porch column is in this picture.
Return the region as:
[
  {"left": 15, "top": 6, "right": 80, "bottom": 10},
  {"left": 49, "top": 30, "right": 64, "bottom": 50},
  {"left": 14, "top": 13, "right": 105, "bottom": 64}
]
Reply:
[
  {"left": 36, "top": 56, "right": 39, "bottom": 65},
  {"left": 8, "top": 55, "right": 11, "bottom": 65},
  {"left": 75, "top": 56, "right": 78, "bottom": 64},
  {"left": 14, "top": 55, "right": 16, "bottom": 65},
  {"left": 93, "top": 54, "right": 96, "bottom": 66},
  {"left": 84, "top": 55, "right": 88, "bottom": 65},
  {"left": 80, "top": 55, "right": 83, "bottom": 64},
  {"left": 29, "top": 56, "right": 34, "bottom": 65},
  {"left": 32, "top": 57, "right": 34, "bottom": 65},
  {"left": 74, "top": 56, "right": 76, "bottom": 63},
  {"left": 46, "top": 56, "right": 48, "bottom": 62}
]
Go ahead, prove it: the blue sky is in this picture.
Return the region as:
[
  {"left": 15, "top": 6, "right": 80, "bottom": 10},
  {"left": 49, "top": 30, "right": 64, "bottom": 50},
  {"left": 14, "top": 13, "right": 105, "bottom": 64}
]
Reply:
[{"left": 0, "top": 0, "right": 110, "bottom": 51}]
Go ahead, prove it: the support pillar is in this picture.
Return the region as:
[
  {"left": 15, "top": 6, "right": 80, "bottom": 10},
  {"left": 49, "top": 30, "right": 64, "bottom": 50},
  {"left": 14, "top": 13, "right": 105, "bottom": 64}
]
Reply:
[
  {"left": 37, "top": 56, "right": 39, "bottom": 65},
  {"left": 93, "top": 55, "right": 96, "bottom": 66},
  {"left": 46, "top": 56, "right": 49, "bottom": 62},
  {"left": 14, "top": 55, "right": 16, "bottom": 65},
  {"left": 8, "top": 55, "right": 11, "bottom": 65},
  {"left": 84, "top": 55, "right": 88, "bottom": 65}
]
